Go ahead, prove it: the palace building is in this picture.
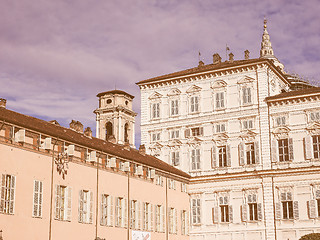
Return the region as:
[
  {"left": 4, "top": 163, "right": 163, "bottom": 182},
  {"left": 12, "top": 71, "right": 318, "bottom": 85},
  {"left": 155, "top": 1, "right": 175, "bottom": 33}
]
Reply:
[{"left": 136, "top": 20, "right": 320, "bottom": 240}]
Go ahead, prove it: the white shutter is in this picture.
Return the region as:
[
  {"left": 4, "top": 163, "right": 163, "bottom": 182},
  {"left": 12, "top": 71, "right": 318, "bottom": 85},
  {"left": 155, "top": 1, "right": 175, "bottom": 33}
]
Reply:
[
  {"left": 67, "top": 187, "right": 72, "bottom": 221},
  {"left": 241, "top": 204, "right": 247, "bottom": 222},
  {"left": 289, "top": 138, "right": 294, "bottom": 161},
  {"left": 9, "top": 175, "right": 15, "bottom": 214},
  {"left": 227, "top": 145, "right": 231, "bottom": 167},
  {"left": 211, "top": 146, "right": 217, "bottom": 168},
  {"left": 308, "top": 200, "right": 317, "bottom": 219},
  {"left": 271, "top": 139, "right": 279, "bottom": 162},
  {"left": 255, "top": 141, "right": 260, "bottom": 164},
  {"left": 275, "top": 202, "right": 281, "bottom": 220},
  {"left": 305, "top": 136, "right": 313, "bottom": 159},
  {"left": 213, "top": 206, "right": 219, "bottom": 223},
  {"left": 161, "top": 205, "right": 165, "bottom": 232},
  {"left": 109, "top": 196, "right": 114, "bottom": 226},
  {"left": 135, "top": 201, "right": 140, "bottom": 229},
  {"left": 293, "top": 201, "right": 299, "bottom": 220},
  {"left": 150, "top": 204, "right": 154, "bottom": 231},
  {"left": 174, "top": 208, "right": 178, "bottom": 234},
  {"left": 54, "top": 185, "right": 60, "bottom": 219},
  {"left": 79, "top": 190, "right": 84, "bottom": 222},
  {"left": 257, "top": 203, "right": 262, "bottom": 220},
  {"left": 89, "top": 191, "right": 93, "bottom": 223},
  {"left": 185, "top": 129, "right": 190, "bottom": 138},
  {"left": 138, "top": 201, "right": 142, "bottom": 230},
  {"left": 228, "top": 205, "right": 233, "bottom": 223},
  {"left": 67, "top": 145, "right": 75, "bottom": 156},
  {"left": 199, "top": 127, "right": 204, "bottom": 136},
  {"left": 100, "top": 195, "right": 106, "bottom": 226},
  {"left": 239, "top": 142, "right": 245, "bottom": 166},
  {"left": 0, "top": 174, "right": 5, "bottom": 212}
]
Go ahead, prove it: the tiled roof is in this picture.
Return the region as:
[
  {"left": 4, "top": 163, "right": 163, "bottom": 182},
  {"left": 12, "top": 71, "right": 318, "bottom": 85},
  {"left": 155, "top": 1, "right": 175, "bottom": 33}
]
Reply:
[
  {"left": 137, "top": 58, "right": 280, "bottom": 85},
  {"left": 265, "top": 87, "right": 320, "bottom": 101},
  {"left": 97, "top": 90, "right": 134, "bottom": 99},
  {"left": 0, "top": 107, "right": 190, "bottom": 179}
]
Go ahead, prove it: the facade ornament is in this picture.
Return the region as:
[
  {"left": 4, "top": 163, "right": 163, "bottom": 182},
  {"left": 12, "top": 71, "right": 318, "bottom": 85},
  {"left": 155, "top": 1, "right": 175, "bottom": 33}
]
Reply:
[
  {"left": 187, "top": 137, "right": 202, "bottom": 147},
  {"left": 239, "top": 130, "right": 257, "bottom": 141},
  {"left": 272, "top": 126, "right": 290, "bottom": 139},
  {"left": 167, "top": 139, "right": 182, "bottom": 149},
  {"left": 212, "top": 133, "right": 229, "bottom": 145},
  {"left": 54, "top": 150, "right": 70, "bottom": 179},
  {"left": 306, "top": 122, "right": 320, "bottom": 135}
]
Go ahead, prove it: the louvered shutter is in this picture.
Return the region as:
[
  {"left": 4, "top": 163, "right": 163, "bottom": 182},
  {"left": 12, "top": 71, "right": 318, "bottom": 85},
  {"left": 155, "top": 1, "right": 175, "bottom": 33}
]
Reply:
[
  {"left": 255, "top": 141, "right": 260, "bottom": 164},
  {"left": 228, "top": 205, "right": 233, "bottom": 223},
  {"left": 293, "top": 201, "right": 299, "bottom": 220},
  {"left": 213, "top": 206, "right": 219, "bottom": 223},
  {"left": 271, "top": 139, "right": 279, "bottom": 162},
  {"left": 67, "top": 187, "right": 72, "bottom": 221},
  {"left": 150, "top": 204, "right": 154, "bottom": 231},
  {"left": 185, "top": 129, "right": 190, "bottom": 138},
  {"left": 123, "top": 198, "right": 128, "bottom": 227},
  {"left": 211, "top": 146, "right": 217, "bottom": 168},
  {"left": 138, "top": 201, "right": 142, "bottom": 230},
  {"left": 100, "top": 195, "right": 106, "bottom": 226},
  {"left": 9, "top": 175, "right": 15, "bottom": 214},
  {"left": 275, "top": 202, "right": 281, "bottom": 220},
  {"left": 239, "top": 142, "right": 245, "bottom": 166},
  {"left": 305, "top": 136, "right": 313, "bottom": 160},
  {"left": 39, "top": 181, "right": 43, "bottom": 217},
  {"left": 109, "top": 196, "right": 114, "bottom": 226},
  {"left": 54, "top": 185, "right": 60, "bottom": 219},
  {"left": 0, "top": 174, "right": 5, "bottom": 212},
  {"left": 175, "top": 208, "right": 178, "bottom": 234},
  {"left": 199, "top": 127, "right": 204, "bottom": 136},
  {"left": 227, "top": 145, "right": 231, "bottom": 167},
  {"left": 241, "top": 204, "right": 247, "bottom": 222},
  {"left": 79, "top": 190, "right": 84, "bottom": 222},
  {"left": 257, "top": 203, "right": 262, "bottom": 220},
  {"left": 289, "top": 138, "right": 294, "bottom": 161},
  {"left": 308, "top": 200, "right": 317, "bottom": 219},
  {"left": 33, "top": 180, "right": 39, "bottom": 217},
  {"left": 176, "top": 152, "right": 180, "bottom": 166},
  {"left": 161, "top": 205, "right": 165, "bottom": 232}
]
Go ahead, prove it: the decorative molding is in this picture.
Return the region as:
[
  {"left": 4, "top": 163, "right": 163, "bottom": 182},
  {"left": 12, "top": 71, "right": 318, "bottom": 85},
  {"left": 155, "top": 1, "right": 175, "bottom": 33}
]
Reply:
[
  {"left": 237, "top": 75, "right": 255, "bottom": 84},
  {"left": 167, "top": 139, "right": 182, "bottom": 149},
  {"left": 239, "top": 130, "right": 257, "bottom": 141},
  {"left": 211, "top": 80, "right": 227, "bottom": 89},
  {"left": 148, "top": 91, "right": 162, "bottom": 100},
  {"left": 167, "top": 88, "right": 181, "bottom": 96},
  {"left": 306, "top": 122, "right": 320, "bottom": 135},
  {"left": 186, "top": 85, "right": 202, "bottom": 94},
  {"left": 272, "top": 126, "right": 290, "bottom": 139},
  {"left": 212, "top": 133, "right": 229, "bottom": 145},
  {"left": 187, "top": 137, "right": 202, "bottom": 147}
]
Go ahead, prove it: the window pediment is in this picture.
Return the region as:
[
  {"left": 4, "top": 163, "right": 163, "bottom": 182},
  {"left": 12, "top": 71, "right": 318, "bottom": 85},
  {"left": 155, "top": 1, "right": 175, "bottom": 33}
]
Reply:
[
  {"left": 186, "top": 85, "right": 201, "bottom": 94},
  {"left": 149, "top": 91, "right": 162, "bottom": 100},
  {"left": 211, "top": 80, "right": 227, "bottom": 89},
  {"left": 237, "top": 75, "right": 255, "bottom": 84},
  {"left": 212, "top": 133, "right": 229, "bottom": 145},
  {"left": 167, "top": 88, "right": 181, "bottom": 96},
  {"left": 149, "top": 142, "right": 163, "bottom": 149},
  {"left": 167, "top": 139, "right": 182, "bottom": 149},
  {"left": 187, "top": 137, "right": 202, "bottom": 147},
  {"left": 306, "top": 122, "right": 320, "bottom": 135},
  {"left": 272, "top": 126, "right": 290, "bottom": 139},
  {"left": 239, "top": 130, "right": 257, "bottom": 141}
]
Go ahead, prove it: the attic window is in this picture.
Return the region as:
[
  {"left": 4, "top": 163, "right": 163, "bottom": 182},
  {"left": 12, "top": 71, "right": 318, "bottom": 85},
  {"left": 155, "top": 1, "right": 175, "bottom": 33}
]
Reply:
[
  {"left": 125, "top": 100, "right": 128, "bottom": 105},
  {"left": 107, "top": 99, "right": 112, "bottom": 104}
]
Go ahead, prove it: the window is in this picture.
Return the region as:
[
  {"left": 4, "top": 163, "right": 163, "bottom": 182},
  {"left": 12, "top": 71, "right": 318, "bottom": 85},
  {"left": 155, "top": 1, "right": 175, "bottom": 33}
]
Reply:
[
  {"left": 55, "top": 185, "right": 72, "bottom": 221},
  {"left": 170, "top": 130, "right": 179, "bottom": 139},
  {"left": 0, "top": 174, "right": 16, "bottom": 214},
  {"left": 242, "top": 87, "right": 252, "bottom": 105},
  {"left": 191, "top": 198, "right": 201, "bottom": 225},
  {"left": 247, "top": 194, "right": 258, "bottom": 221},
  {"left": 219, "top": 196, "right": 230, "bottom": 223},
  {"left": 143, "top": 202, "right": 153, "bottom": 231},
  {"left": 151, "top": 132, "right": 160, "bottom": 142},
  {"left": 215, "top": 123, "right": 226, "bottom": 133},
  {"left": 310, "top": 111, "right": 320, "bottom": 122},
  {"left": 246, "top": 143, "right": 256, "bottom": 165},
  {"left": 33, "top": 180, "right": 43, "bottom": 218},
  {"left": 313, "top": 135, "right": 320, "bottom": 159},
  {"left": 115, "top": 197, "right": 127, "bottom": 227},
  {"left": 155, "top": 175, "right": 163, "bottom": 186},
  {"left": 278, "top": 139, "right": 289, "bottom": 162},
  {"left": 169, "top": 208, "right": 177, "bottom": 234},
  {"left": 181, "top": 210, "right": 188, "bottom": 235},
  {"left": 218, "top": 146, "right": 227, "bottom": 167},
  {"left": 152, "top": 103, "right": 160, "bottom": 119},
  {"left": 106, "top": 122, "right": 113, "bottom": 139},
  {"left": 181, "top": 183, "right": 187, "bottom": 193},
  {"left": 242, "top": 119, "right": 253, "bottom": 130},
  {"left": 171, "top": 151, "right": 180, "bottom": 166},
  {"left": 124, "top": 123, "right": 129, "bottom": 143},
  {"left": 185, "top": 127, "right": 203, "bottom": 138},
  {"left": 275, "top": 116, "right": 286, "bottom": 126},
  {"left": 308, "top": 189, "right": 320, "bottom": 219},
  {"left": 101, "top": 194, "right": 113, "bottom": 226},
  {"left": 79, "top": 190, "right": 93, "bottom": 224},
  {"left": 171, "top": 99, "right": 179, "bottom": 116},
  {"left": 190, "top": 96, "right": 199, "bottom": 113},
  {"left": 168, "top": 179, "right": 176, "bottom": 190},
  {"left": 191, "top": 149, "right": 201, "bottom": 170},
  {"left": 215, "top": 92, "right": 225, "bottom": 109},
  {"left": 155, "top": 205, "right": 165, "bottom": 232},
  {"left": 130, "top": 200, "right": 138, "bottom": 229},
  {"left": 281, "top": 192, "right": 293, "bottom": 219}
]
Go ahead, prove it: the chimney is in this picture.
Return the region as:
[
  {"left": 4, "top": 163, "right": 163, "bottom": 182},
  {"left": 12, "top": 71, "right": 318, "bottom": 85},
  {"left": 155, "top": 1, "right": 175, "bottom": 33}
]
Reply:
[
  {"left": 139, "top": 144, "right": 146, "bottom": 155},
  {"left": 198, "top": 60, "right": 205, "bottom": 67},
  {"left": 0, "top": 98, "right": 7, "bottom": 108},
  {"left": 244, "top": 50, "right": 250, "bottom": 60},
  {"left": 84, "top": 127, "right": 92, "bottom": 138},
  {"left": 229, "top": 52, "right": 234, "bottom": 62},
  {"left": 213, "top": 53, "right": 221, "bottom": 64},
  {"left": 69, "top": 120, "right": 83, "bottom": 133}
]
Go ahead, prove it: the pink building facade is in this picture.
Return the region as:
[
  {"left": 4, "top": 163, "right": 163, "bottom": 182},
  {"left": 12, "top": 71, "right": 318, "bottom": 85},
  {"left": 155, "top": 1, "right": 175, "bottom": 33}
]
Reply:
[{"left": 0, "top": 102, "right": 190, "bottom": 240}]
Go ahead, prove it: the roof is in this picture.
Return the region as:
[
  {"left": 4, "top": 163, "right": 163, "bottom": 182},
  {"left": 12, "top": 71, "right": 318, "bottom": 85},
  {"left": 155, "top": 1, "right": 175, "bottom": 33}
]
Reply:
[
  {"left": 97, "top": 90, "right": 134, "bottom": 99},
  {"left": 265, "top": 87, "right": 320, "bottom": 102},
  {"left": 137, "top": 58, "right": 286, "bottom": 86},
  {"left": 0, "top": 107, "right": 189, "bottom": 179}
]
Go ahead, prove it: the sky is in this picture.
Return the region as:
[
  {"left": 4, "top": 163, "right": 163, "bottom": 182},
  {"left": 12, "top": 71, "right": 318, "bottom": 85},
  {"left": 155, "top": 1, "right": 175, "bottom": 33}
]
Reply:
[{"left": 0, "top": 0, "right": 319, "bottom": 147}]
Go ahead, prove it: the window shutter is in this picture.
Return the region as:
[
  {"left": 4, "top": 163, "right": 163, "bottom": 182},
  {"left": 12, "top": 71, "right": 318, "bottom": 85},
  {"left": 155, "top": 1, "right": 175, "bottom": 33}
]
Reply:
[
  {"left": 79, "top": 190, "right": 84, "bottom": 223},
  {"left": 213, "top": 206, "right": 219, "bottom": 223},
  {"left": 33, "top": 180, "right": 39, "bottom": 217},
  {"left": 239, "top": 142, "right": 245, "bottom": 166},
  {"left": 271, "top": 139, "right": 279, "bottom": 162},
  {"left": 161, "top": 205, "right": 165, "bottom": 232},
  {"left": 123, "top": 198, "right": 128, "bottom": 227},
  {"left": 257, "top": 203, "right": 262, "bottom": 220},
  {"left": 9, "top": 175, "right": 15, "bottom": 214},
  {"left": 289, "top": 138, "right": 294, "bottom": 161},
  {"left": 109, "top": 196, "right": 114, "bottom": 226},
  {"left": 275, "top": 202, "right": 281, "bottom": 220},
  {"left": 175, "top": 208, "right": 178, "bottom": 234},
  {"left": 0, "top": 174, "right": 5, "bottom": 212},
  {"left": 38, "top": 181, "right": 43, "bottom": 217},
  {"left": 293, "top": 201, "right": 299, "bottom": 220},
  {"left": 138, "top": 201, "right": 142, "bottom": 230},
  {"left": 54, "top": 185, "right": 60, "bottom": 219},
  {"left": 305, "top": 136, "right": 313, "bottom": 160},
  {"left": 199, "top": 127, "right": 204, "bottom": 136},
  {"left": 228, "top": 205, "right": 233, "bottom": 223},
  {"left": 185, "top": 129, "right": 190, "bottom": 138},
  {"left": 255, "top": 141, "right": 260, "bottom": 164},
  {"left": 308, "top": 200, "right": 317, "bottom": 219},
  {"left": 67, "top": 187, "right": 72, "bottom": 221},
  {"left": 211, "top": 146, "right": 217, "bottom": 168},
  {"left": 241, "top": 204, "right": 247, "bottom": 222},
  {"left": 100, "top": 195, "right": 106, "bottom": 226},
  {"left": 176, "top": 152, "right": 180, "bottom": 166},
  {"left": 150, "top": 204, "right": 154, "bottom": 231},
  {"left": 227, "top": 145, "right": 231, "bottom": 167}
]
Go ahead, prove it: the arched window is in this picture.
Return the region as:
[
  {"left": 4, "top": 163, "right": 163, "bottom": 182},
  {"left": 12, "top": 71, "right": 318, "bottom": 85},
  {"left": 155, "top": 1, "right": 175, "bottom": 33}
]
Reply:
[
  {"left": 124, "top": 123, "right": 129, "bottom": 143},
  {"left": 106, "top": 122, "right": 113, "bottom": 139}
]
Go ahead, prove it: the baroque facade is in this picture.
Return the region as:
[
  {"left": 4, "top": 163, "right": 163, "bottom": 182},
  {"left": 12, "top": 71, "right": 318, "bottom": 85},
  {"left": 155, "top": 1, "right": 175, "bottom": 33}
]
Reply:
[{"left": 137, "top": 20, "right": 320, "bottom": 240}]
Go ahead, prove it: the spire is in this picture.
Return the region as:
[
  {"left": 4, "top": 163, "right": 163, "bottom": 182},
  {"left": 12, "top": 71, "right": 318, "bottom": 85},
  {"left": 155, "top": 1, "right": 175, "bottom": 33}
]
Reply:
[{"left": 260, "top": 18, "right": 274, "bottom": 58}]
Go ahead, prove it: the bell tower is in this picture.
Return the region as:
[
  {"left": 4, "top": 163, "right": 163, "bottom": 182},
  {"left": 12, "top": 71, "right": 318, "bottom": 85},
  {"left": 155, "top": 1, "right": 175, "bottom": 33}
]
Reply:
[{"left": 94, "top": 90, "right": 137, "bottom": 148}]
